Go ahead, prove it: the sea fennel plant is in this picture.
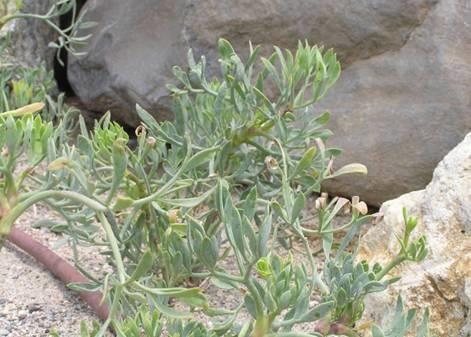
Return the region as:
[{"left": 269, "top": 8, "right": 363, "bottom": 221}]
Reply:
[
  {"left": 0, "top": 38, "right": 434, "bottom": 337},
  {"left": 0, "top": 104, "right": 53, "bottom": 239},
  {"left": 58, "top": 40, "right": 431, "bottom": 337},
  {"left": 45, "top": 38, "right": 368, "bottom": 291}
]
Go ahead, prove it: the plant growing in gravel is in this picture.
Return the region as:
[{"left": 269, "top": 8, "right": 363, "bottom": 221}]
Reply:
[
  {"left": 0, "top": 113, "right": 210, "bottom": 336},
  {"left": 0, "top": 66, "right": 81, "bottom": 146},
  {"left": 87, "top": 39, "right": 364, "bottom": 272},
  {"left": 0, "top": 63, "right": 55, "bottom": 112},
  {"left": 0, "top": 38, "right": 434, "bottom": 337},
  {"left": 0, "top": 105, "right": 53, "bottom": 238},
  {"left": 0, "top": 100, "right": 82, "bottom": 241},
  {"left": 36, "top": 38, "right": 370, "bottom": 313},
  {"left": 64, "top": 311, "right": 216, "bottom": 337},
  {"left": 52, "top": 184, "right": 431, "bottom": 337}
]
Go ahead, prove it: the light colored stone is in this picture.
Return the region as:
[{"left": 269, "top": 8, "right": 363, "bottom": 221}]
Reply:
[
  {"left": 0, "top": 328, "right": 10, "bottom": 337},
  {"left": 358, "top": 133, "right": 471, "bottom": 337}
]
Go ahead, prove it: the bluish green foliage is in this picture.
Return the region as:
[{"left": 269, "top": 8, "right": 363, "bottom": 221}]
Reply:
[{"left": 0, "top": 37, "right": 434, "bottom": 337}]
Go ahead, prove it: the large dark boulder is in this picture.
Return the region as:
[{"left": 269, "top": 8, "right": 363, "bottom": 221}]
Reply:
[{"left": 68, "top": 0, "right": 471, "bottom": 204}]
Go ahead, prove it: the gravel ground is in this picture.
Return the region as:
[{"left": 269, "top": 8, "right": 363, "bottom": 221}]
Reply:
[
  {"left": 0, "top": 194, "right": 363, "bottom": 337},
  {"left": 0, "top": 205, "right": 108, "bottom": 337}
]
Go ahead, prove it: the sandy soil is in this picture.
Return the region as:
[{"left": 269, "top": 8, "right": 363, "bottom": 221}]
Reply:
[
  {"left": 0, "top": 195, "right": 361, "bottom": 337},
  {"left": 0, "top": 205, "right": 109, "bottom": 337}
]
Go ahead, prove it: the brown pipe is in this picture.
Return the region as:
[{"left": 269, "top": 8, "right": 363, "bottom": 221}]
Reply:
[{"left": 7, "top": 228, "right": 110, "bottom": 321}]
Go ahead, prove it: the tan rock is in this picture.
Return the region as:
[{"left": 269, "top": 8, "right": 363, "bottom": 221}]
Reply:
[{"left": 358, "top": 133, "right": 471, "bottom": 337}]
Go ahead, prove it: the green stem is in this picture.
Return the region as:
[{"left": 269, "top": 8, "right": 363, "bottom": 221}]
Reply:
[
  {"left": 9, "top": 13, "right": 70, "bottom": 40},
  {"left": 301, "top": 218, "right": 355, "bottom": 235},
  {"left": 292, "top": 98, "right": 316, "bottom": 111},
  {"left": 253, "top": 315, "right": 269, "bottom": 337},
  {"left": 243, "top": 260, "right": 265, "bottom": 319},
  {"left": 97, "top": 212, "right": 126, "bottom": 284},
  {"left": 300, "top": 232, "right": 329, "bottom": 294},
  {"left": 132, "top": 141, "right": 192, "bottom": 207},
  {"left": 376, "top": 255, "right": 406, "bottom": 281},
  {"left": 0, "top": 14, "right": 14, "bottom": 28},
  {"left": 15, "top": 164, "right": 40, "bottom": 192},
  {"left": 0, "top": 166, "right": 17, "bottom": 198},
  {"left": 246, "top": 140, "right": 279, "bottom": 157},
  {"left": 192, "top": 271, "right": 244, "bottom": 283},
  {"left": 97, "top": 285, "right": 123, "bottom": 337},
  {"left": 0, "top": 190, "right": 107, "bottom": 236},
  {"left": 272, "top": 137, "right": 288, "bottom": 179}
]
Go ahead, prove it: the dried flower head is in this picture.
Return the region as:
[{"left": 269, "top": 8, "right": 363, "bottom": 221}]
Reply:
[{"left": 315, "top": 192, "right": 329, "bottom": 209}]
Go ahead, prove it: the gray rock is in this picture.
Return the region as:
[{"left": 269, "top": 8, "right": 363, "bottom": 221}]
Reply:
[
  {"left": 358, "top": 133, "right": 471, "bottom": 337},
  {"left": 318, "top": 0, "right": 471, "bottom": 204},
  {"left": 1, "top": 0, "right": 58, "bottom": 69},
  {"left": 68, "top": 0, "right": 189, "bottom": 126},
  {"left": 68, "top": 0, "right": 437, "bottom": 124},
  {"left": 68, "top": 0, "right": 471, "bottom": 203}
]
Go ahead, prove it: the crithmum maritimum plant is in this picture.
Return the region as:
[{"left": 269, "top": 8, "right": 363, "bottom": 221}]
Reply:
[{"left": 0, "top": 37, "right": 435, "bottom": 337}]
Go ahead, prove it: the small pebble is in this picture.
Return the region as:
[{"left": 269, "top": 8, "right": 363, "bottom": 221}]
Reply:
[
  {"left": 17, "top": 310, "right": 28, "bottom": 320},
  {"left": 27, "top": 303, "right": 42, "bottom": 313}
]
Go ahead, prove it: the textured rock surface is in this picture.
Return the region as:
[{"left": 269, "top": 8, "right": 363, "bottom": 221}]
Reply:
[
  {"left": 68, "top": 0, "right": 471, "bottom": 203},
  {"left": 68, "top": 0, "right": 438, "bottom": 124},
  {"left": 319, "top": 0, "right": 471, "bottom": 204},
  {"left": 1, "top": 0, "right": 58, "bottom": 69},
  {"left": 68, "top": 0, "right": 188, "bottom": 126},
  {"left": 358, "top": 133, "right": 471, "bottom": 337}
]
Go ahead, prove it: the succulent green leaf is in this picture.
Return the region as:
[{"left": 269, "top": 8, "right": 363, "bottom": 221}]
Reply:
[
  {"left": 314, "top": 111, "right": 331, "bottom": 125},
  {"left": 244, "top": 294, "right": 257, "bottom": 319},
  {"left": 290, "top": 147, "right": 317, "bottom": 179},
  {"left": 107, "top": 139, "right": 128, "bottom": 203},
  {"left": 0, "top": 102, "right": 44, "bottom": 117},
  {"left": 243, "top": 186, "right": 258, "bottom": 220},
  {"left": 126, "top": 250, "right": 154, "bottom": 284},
  {"left": 298, "top": 301, "right": 334, "bottom": 323},
  {"left": 417, "top": 308, "right": 431, "bottom": 337},
  {"left": 327, "top": 163, "right": 368, "bottom": 179},
  {"left": 136, "top": 104, "right": 159, "bottom": 131},
  {"left": 185, "top": 146, "right": 219, "bottom": 171},
  {"left": 290, "top": 192, "right": 305, "bottom": 224},
  {"left": 258, "top": 207, "right": 272, "bottom": 257},
  {"left": 67, "top": 282, "right": 102, "bottom": 293},
  {"left": 256, "top": 257, "right": 273, "bottom": 278},
  {"left": 371, "top": 325, "right": 386, "bottom": 337},
  {"left": 200, "top": 236, "right": 218, "bottom": 269},
  {"left": 218, "top": 38, "right": 236, "bottom": 59}
]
